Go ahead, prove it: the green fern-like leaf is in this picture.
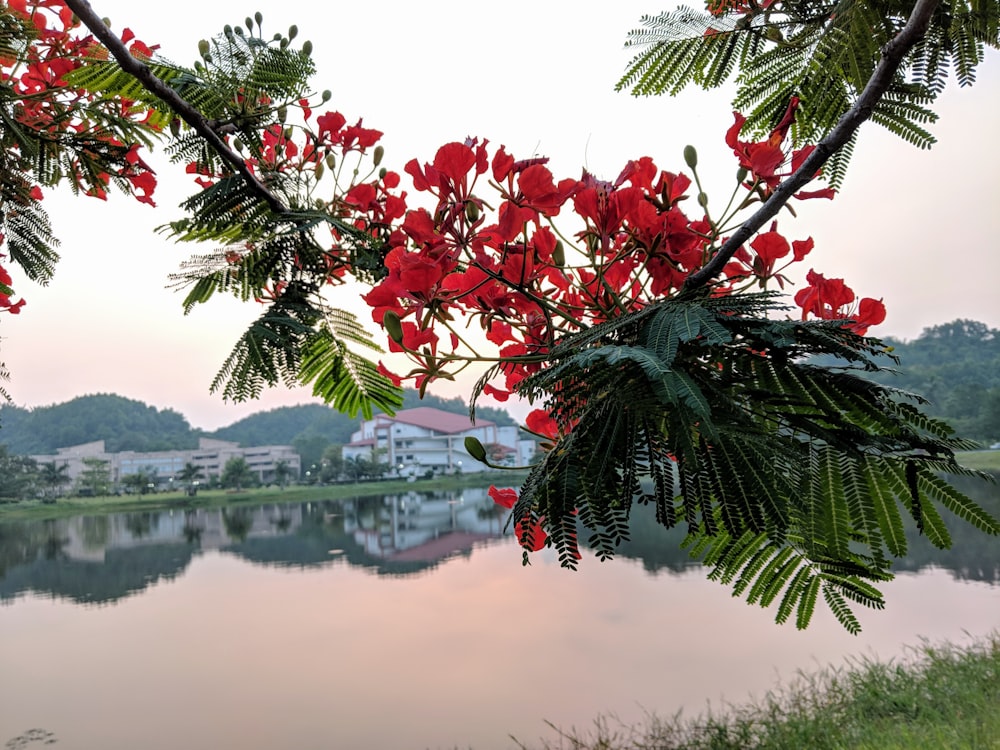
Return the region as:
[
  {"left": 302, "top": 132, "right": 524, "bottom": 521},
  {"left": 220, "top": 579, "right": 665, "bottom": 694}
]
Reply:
[{"left": 618, "top": 0, "right": 999, "bottom": 176}]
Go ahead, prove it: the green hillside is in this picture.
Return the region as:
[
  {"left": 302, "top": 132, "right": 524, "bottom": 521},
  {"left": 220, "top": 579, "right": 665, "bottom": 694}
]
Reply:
[
  {"left": 0, "top": 394, "right": 198, "bottom": 454},
  {"left": 871, "top": 320, "right": 1000, "bottom": 442}
]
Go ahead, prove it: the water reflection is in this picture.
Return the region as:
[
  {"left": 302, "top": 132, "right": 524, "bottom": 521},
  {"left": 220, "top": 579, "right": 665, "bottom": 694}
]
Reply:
[
  {"left": 0, "top": 488, "right": 511, "bottom": 604},
  {"left": 1, "top": 478, "right": 997, "bottom": 607},
  {"left": 1, "top": 480, "right": 998, "bottom": 750}
]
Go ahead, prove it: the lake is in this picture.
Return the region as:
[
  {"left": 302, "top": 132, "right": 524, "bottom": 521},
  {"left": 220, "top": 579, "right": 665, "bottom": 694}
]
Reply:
[{"left": 2, "top": 482, "right": 999, "bottom": 749}]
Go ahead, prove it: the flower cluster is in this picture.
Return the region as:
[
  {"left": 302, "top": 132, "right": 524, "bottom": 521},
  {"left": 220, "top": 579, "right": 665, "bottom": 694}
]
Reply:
[
  {"left": 1, "top": 250, "right": 26, "bottom": 315},
  {"left": 342, "top": 106, "right": 884, "bottom": 552},
  {"left": 2, "top": 0, "right": 160, "bottom": 206},
  {"left": 795, "top": 269, "right": 886, "bottom": 335}
]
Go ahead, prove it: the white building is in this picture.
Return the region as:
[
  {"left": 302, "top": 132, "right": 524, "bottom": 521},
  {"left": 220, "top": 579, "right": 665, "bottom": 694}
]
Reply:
[
  {"left": 31, "top": 437, "right": 300, "bottom": 486},
  {"left": 342, "top": 407, "right": 535, "bottom": 475}
]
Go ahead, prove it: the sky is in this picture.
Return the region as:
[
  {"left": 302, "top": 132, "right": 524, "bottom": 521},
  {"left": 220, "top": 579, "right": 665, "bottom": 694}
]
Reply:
[{"left": 1, "top": 0, "right": 998, "bottom": 432}]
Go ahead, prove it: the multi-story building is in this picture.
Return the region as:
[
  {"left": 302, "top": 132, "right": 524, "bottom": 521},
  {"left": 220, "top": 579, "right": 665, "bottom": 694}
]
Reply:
[
  {"left": 31, "top": 437, "right": 300, "bottom": 487},
  {"left": 342, "top": 407, "right": 535, "bottom": 475}
]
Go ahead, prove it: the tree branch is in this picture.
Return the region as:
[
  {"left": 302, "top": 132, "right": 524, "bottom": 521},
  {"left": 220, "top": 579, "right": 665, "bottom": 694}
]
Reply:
[
  {"left": 64, "top": 0, "right": 290, "bottom": 217},
  {"left": 683, "top": 0, "right": 941, "bottom": 291}
]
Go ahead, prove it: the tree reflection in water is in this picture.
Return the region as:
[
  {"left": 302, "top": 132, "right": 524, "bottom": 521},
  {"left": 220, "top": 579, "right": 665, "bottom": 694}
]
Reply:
[{"left": 0, "top": 480, "right": 996, "bottom": 607}]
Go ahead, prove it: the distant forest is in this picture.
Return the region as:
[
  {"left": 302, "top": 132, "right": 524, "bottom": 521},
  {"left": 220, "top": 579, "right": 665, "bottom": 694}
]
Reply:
[
  {"left": 812, "top": 319, "right": 999, "bottom": 441},
  {"left": 0, "top": 389, "right": 516, "bottom": 470}
]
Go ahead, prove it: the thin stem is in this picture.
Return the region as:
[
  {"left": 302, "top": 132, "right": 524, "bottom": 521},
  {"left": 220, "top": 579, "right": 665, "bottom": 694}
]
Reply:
[{"left": 64, "top": 0, "right": 290, "bottom": 217}]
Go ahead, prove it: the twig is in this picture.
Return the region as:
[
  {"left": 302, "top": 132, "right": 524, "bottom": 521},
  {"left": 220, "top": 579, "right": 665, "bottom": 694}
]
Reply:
[
  {"left": 64, "top": 0, "right": 290, "bottom": 217},
  {"left": 683, "top": 0, "right": 942, "bottom": 290}
]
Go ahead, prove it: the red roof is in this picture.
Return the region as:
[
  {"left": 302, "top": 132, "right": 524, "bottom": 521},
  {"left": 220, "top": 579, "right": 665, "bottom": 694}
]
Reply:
[
  {"left": 385, "top": 407, "right": 495, "bottom": 434},
  {"left": 346, "top": 437, "right": 377, "bottom": 448},
  {"left": 388, "top": 531, "right": 494, "bottom": 562}
]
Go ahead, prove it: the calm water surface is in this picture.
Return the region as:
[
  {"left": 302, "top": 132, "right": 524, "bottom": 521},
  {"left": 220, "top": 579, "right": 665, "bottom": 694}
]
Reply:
[{"left": 2, "top": 483, "right": 998, "bottom": 749}]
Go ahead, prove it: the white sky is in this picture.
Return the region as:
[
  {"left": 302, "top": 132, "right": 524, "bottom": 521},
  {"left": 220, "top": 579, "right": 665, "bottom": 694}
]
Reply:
[{"left": 1, "top": 0, "right": 998, "bottom": 431}]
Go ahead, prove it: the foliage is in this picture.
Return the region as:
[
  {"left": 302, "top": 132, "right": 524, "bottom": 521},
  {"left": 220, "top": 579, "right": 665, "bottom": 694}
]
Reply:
[
  {"left": 813, "top": 319, "right": 1000, "bottom": 441},
  {"left": 121, "top": 467, "right": 157, "bottom": 495},
  {"left": 0, "top": 444, "right": 38, "bottom": 501},
  {"left": 511, "top": 291, "right": 997, "bottom": 631},
  {"left": 0, "top": 393, "right": 197, "bottom": 454},
  {"left": 0, "top": 0, "right": 995, "bottom": 632},
  {"left": 616, "top": 0, "right": 1000, "bottom": 185},
  {"left": 37, "top": 460, "right": 70, "bottom": 499},
  {"left": 272, "top": 459, "right": 293, "bottom": 487},
  {"left": 0, "top": 0, "right": 162, "bottom": 321},
  {"left": 177, "top": 461, "right": 205, "bottom": 484},
  {"left": 76, "top": 456, "right": 111, "bottom": 496},
  {"left": 514, "top": 634, "right": 1000, "bottom": 750},
  {"left": 220, "top": 455, "right": 255, "bottom": 490}
]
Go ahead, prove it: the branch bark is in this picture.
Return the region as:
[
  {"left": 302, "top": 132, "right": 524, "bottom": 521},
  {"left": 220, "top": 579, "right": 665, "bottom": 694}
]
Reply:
[
  {"left": 683, "top": 0, "right": 942, "bottom": 291},
  {"left": 64, "top": 0, "right": 290, "bottom": 217}
]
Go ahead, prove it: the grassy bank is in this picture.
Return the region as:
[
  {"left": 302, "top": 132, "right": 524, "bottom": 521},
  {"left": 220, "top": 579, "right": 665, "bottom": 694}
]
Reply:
[
  {"left": 0, "top": 472, "right": 520, "bottom": 522},
  {"left": 957, "top": 449, "right": 1000, "bottom": 473},
  {"left": 515, "top": 634, "right": 1000, "bottom": 750}
]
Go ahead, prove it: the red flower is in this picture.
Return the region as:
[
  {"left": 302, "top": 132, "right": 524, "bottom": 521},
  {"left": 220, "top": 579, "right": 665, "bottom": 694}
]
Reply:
[
  {"left": 489, "top": 485, "right": 518, "bottom": 509},
  {"left": 525, "top": 409, "right": 559, "bottom": 440},
  {"left": 517, "top": 164, "right": 578, "bottom": 216},
  {"left": 514, "top": 517, "right": 548, "bottom": 552},
  {"left": 794, "top": 269, "right": 886, "bottom": 335},
  {"left": 317, "top": 111, "right": 347, "bottom": 141},
  {"left": 792, "top": 237, "right": 814, "bottom": 262},
  {"left": 492, "top": 145, "right": 515, "bottom": 182},
  {"left": 794, "top": 269, "right": 855, "bottom": 319},
  {"left": 341, "top": 120, "right": 382, "bottom": 150},
  {"left": 749, "top": 224, "right": 789, "bottom": 277},
  {"left": 850, "top": 297, "right": 887, "bottom": 335}
]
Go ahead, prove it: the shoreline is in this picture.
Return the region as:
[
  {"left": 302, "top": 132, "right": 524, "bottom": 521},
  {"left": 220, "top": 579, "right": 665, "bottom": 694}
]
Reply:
[{"left": 0, "top": 472, "right": 523, "bottom": 522}]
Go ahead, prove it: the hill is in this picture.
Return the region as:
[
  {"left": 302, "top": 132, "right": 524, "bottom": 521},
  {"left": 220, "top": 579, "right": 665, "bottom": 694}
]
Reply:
[{"left": 0, "top": 394, "right": 197, "bottom": 455}]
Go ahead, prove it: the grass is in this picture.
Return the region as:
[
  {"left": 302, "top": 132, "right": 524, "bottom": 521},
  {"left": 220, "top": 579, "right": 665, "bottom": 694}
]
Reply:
[
  {"left": 957, "top": 449, "right": 1000, "bottom": 473},
  {"left": 513, "top": 634, "right": 1000, "bottom": 750},
  {"left": 0, "top": 472, "right": 520, "bottom": 522}
]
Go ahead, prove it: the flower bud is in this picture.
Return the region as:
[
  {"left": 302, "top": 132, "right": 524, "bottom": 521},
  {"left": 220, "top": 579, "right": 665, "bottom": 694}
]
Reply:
[
  {"left": 321, "top": 90, "right": 332, "bottom": 103},
  {"left": 698, "top": 192, "right": 709, "bottom": 208},
  {"left": 325, "top": 154, "right": 336, "bottom": 170},
  {"left": 284, "top": 126, "right": 294, "bottom": 139},
  {"left": 288, "top": 25, "right": 298, "bottom": 40},
  {"left": 254, "top": 12, "right": 263, "bottom": 24},
  {"left": 552, "top": 240, "right": 565, "bottom": 267},
  {"left": 301, "top": 40, "right": 313, "bottom": 56},
  {"left": 737, "top": 167, "right": 748, "bottom": 183},
  {"left": 379, "top": 167, "right": 387, "bottom": 180},
  {"left": 314, "top": 160, "right": 324, "bottom": 180},
  {"left": 169, "top": 118, "right": 181, "bottom": 137},
  {"left": 246, "top": 17, "right": 254, "bottom": 32},
  {"left": 233, "top": 137, "right": 244, "bottom": 152},
  {"left": 373, "top": 145, "right": 384, "bottom": 167},
  {"left": 198, "top": 39, "right": 210, "bottom": 58},
  {"left": 383, "top": 310, "right": 404, "bottom": 344},
  {"left": 465, "top": 202, "right": 479, "bottom": 222},
  {"left": 277, "top": 105, "right": 287, "bottom": 122},
  {"left": 683, "top": 145, "right": 698, "bottom": 170},
  {"left": 464, "top": 436, "right": 487, "bottom": 463},
  {"left": 223, "top": 24, "right": 234, "bottom": 38}
]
